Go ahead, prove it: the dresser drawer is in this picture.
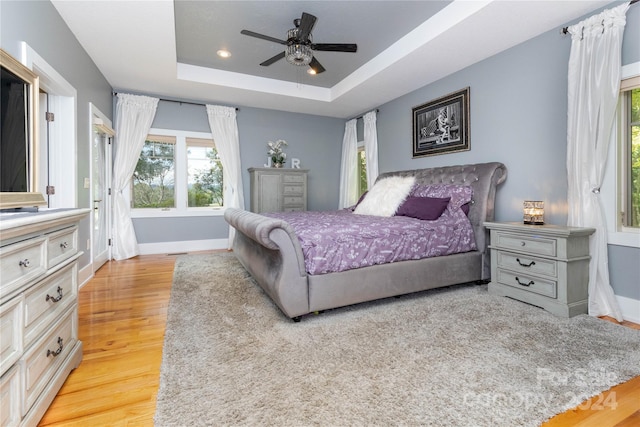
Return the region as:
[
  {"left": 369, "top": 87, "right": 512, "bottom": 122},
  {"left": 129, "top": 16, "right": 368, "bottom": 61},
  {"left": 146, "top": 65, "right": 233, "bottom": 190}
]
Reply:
[
  {"left": 0, "top": 237, "right": 46, "bottom": 299},
  {"left": 24, "top": 262, "right": 77, "bottom": 346},
  {"left": 0, "top": 297, "right": 23, "bottom": 377},
  {"left": 46, "top": 226, "right": 78, "bottom": 269},
  {"left": 493, "top": 231, "right": 556, "bottom": 257},
  {"left": 283, "top": 174, "right": 305, "bottom": 183},
  {"left": 0, "top": 365, "right": 21, "bottom": 427},
  {"left": 21, "top": 307, "right": 77, "bottom": 415},
  {"left": 283, "top": 207, "right": 303, "bottom": 212},
  {"left": 283, "top": 196, "right": 304, "bottom": 206},
  {"left": 496, "top": 251, "right": 557, "bottom": 278},
  {"left": 496, "top": 269, "right": 557, "bottom": 299},
  {"left": 283, "top": 184, "right": 303, "bottom": 195}
]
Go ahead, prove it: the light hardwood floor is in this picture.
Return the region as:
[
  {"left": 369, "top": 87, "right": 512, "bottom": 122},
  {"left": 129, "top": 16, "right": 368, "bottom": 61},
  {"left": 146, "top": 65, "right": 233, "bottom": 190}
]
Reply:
[{"left": 39, "top": 253, "right": 640, "bottom": 426}]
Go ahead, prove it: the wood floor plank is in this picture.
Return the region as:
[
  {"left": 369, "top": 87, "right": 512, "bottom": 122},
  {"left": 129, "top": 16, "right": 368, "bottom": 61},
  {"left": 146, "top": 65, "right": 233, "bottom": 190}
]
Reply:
[{"left": 39, "top": 253, "right": 640, "bottom": 426}]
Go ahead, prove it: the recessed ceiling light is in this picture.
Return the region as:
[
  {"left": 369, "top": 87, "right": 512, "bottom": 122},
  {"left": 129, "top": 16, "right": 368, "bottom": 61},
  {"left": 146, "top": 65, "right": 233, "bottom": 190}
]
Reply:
[
  {"left": 307, "top": 69, "right": 317, "bottom": 75},
  {"left": 217, "top": 49, "right": 231, "bottom": 58}
]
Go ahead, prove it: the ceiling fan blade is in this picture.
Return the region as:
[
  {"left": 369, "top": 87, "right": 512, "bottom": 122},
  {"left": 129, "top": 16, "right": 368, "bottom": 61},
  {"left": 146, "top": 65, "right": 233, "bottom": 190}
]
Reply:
[
  {"left": 260, "top": 51, "right": 286, "bottom": 66},
  {"left": 312, "top": 43, "right": 357, "bottom": 52},
  {"left": 309, "top": 57, "right": 325, "bottom": 74},
  {"left": 241, "top": 29, "right": 287, "bottom": 45},
  {"left": 297, "top": 12, "right": 317, "bottom": 41}
]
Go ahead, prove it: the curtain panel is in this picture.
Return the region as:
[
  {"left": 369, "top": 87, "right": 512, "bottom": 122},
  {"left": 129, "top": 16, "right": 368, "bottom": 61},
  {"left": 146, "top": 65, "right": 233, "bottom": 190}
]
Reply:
[
  {"left": 112, "top": 93, "right": 159, "bottom": 260},
  {"left": 363, "top": 110, "right": 380, "bottom": 188},
  {"left": 338, "top": 119, "right": 358, "bottom": 209},
  {"left": 206, "top": 105, "right": 244, "bottom": 249},
  {"left": 566, "top": 2, "right": 629, "bottom": 321}
]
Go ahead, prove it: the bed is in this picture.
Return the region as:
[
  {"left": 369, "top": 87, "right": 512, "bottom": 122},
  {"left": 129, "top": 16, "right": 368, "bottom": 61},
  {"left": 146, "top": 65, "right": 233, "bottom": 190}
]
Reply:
[{"left": 224, "top": 162, "right": 507, "bottom": 321}]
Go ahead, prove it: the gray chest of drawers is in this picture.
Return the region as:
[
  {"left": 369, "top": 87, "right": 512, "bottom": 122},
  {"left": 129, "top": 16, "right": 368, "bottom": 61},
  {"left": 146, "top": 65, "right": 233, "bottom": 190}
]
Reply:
[
  {"left": 484, "top": 222, "right": 595, "bottom": 318},
  {"left": 249, "top": 167, "right": 309, "bottom": 213},
  {"left": 1, "top": 208, "right": 89, "bottom": 426}
]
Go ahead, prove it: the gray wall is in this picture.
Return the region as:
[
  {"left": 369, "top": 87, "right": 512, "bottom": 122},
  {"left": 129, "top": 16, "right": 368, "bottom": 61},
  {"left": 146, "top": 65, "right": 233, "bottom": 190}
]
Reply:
[
  {"left": 131, "top": 100, "right": 343, "bottom": 243},
  {"left": 375, "top": 2, "right": 639, "bottom": 299},
  {"left": 1, "top": 0, "right": 113, "bottom": 270}
]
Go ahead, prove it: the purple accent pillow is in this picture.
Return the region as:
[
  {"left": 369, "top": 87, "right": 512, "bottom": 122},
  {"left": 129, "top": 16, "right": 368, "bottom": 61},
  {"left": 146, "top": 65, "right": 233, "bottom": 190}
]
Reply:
[
  {"left": 396, "top": 196, "right": 451, "bottom": 220},
  {"left": 410, "top": 184, "right": 473, "bottom": 211}
]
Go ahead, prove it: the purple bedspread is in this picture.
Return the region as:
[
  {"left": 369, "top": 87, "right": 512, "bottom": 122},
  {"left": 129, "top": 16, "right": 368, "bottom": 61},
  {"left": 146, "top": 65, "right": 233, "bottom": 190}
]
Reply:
[{"left": 265, "top": 209, "right": 477, "bottom": 275}]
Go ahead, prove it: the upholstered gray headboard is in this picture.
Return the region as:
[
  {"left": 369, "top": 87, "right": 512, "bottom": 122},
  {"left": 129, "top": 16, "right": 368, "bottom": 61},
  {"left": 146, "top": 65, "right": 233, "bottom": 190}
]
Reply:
[{"left": 376, "top": 162, "right": 507, "bottom": 269}]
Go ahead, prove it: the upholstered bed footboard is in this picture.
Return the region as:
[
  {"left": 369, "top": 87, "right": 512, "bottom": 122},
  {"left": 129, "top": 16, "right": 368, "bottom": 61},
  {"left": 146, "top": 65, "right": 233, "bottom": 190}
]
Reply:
[{"left": 224, "top": 208, "right": 310, "bottom": 317}]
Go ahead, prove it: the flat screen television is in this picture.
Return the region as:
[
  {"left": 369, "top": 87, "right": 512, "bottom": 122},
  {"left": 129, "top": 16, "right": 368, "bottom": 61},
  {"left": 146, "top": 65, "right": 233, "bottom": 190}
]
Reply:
[{"left": 0, "top": 48, "right": 46, "bottom": 210}]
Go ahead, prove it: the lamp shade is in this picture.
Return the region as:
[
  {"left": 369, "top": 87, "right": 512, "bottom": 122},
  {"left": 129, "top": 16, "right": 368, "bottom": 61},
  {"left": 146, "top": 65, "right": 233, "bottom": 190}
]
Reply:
[{"left": 523, "top": 201, "right": 544, "bottom": 225}]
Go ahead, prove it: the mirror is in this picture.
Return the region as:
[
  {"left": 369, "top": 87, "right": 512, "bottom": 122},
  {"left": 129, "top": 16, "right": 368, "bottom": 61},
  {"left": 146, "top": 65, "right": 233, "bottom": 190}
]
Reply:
[{"left": 0, "top": 48, "right": 46, "bottom": 210}]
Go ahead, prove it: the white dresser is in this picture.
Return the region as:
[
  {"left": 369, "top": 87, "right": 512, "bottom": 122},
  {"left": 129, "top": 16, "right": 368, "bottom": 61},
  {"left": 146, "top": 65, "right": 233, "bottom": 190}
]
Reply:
[
  {"left": 0, "top": 208, "right": 89, "bottom": 426},
  {"left": 484, "top": 222, "right": 595, "bottom": 318},
  {"left": 249, "top": 167, "right": 309, "bottom": 213}
]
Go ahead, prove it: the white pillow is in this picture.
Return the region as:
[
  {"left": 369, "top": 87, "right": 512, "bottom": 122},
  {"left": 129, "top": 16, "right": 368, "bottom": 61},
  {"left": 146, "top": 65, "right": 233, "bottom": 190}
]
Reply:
[{"left": 354, "top": 175, "right": 416, "bottom": 217}]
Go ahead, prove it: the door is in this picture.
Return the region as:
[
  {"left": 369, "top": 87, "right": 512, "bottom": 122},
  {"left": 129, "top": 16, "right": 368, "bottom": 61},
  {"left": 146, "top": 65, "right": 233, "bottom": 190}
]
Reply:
[{"left": 90, "top": 105, "right": 114, "bottom": 271}]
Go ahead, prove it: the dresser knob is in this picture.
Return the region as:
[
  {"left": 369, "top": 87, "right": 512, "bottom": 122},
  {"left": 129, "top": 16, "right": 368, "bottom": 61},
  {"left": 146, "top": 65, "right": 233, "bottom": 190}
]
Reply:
[
  {"left": 19, "top": 259, "right": 30, "bottom": 268},
  {"left": 520, "top": 241, "right": 526, "bottom": 246},
  {"left": 60, "top": 241, "right": 69, "bottom": 249}
]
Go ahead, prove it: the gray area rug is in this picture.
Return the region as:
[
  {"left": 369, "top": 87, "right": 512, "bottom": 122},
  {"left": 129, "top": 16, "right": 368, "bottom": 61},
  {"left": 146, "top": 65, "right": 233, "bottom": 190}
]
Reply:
[{"left": 155, "top": 252, "right": 640, "bottom": 426}]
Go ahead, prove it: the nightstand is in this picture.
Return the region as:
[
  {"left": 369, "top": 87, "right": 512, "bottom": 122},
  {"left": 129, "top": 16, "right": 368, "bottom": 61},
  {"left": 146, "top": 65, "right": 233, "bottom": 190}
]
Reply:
[{"left": 483, "top": 222, "right": 595, "bottom": 318}]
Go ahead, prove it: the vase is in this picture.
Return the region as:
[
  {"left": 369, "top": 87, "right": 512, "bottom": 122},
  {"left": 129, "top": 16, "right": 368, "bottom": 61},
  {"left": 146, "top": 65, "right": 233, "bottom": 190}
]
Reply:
[{"left": 273, "top": 162, "right": 283, "bottom": 168}]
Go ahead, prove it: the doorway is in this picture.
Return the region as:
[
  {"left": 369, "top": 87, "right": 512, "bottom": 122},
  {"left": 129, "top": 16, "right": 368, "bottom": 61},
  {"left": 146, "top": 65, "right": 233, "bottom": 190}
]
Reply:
[{"left": 90, "top": 104, "right": 114, "bottom": 271}]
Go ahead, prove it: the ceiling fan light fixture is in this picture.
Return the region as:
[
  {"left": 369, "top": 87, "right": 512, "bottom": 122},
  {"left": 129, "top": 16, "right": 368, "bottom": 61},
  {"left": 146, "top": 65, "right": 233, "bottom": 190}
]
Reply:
[
  {"left": 286, "top": 44, "right": 312, "bottom": 66},
  {"left": 285, "top": 28, "right": 312, "bottom": 66}
]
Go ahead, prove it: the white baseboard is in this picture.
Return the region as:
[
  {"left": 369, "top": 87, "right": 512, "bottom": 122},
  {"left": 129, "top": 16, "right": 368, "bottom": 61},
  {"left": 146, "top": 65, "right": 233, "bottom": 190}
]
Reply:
[
  {"left": 137, "top": 238, "right": 228, "bottom": 255},
  {"left": 78, "top": 263, "right": 94, "bottom": 289},
  {"left": 616, "top": 295, "right": 640, "bottom": 324}
]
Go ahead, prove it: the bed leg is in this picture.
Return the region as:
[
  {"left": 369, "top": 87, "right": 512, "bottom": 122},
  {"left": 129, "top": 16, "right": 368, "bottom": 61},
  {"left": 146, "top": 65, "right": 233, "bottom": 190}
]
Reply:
[{"left": 292, "top": 316, "right": 302, "bottom": 323}]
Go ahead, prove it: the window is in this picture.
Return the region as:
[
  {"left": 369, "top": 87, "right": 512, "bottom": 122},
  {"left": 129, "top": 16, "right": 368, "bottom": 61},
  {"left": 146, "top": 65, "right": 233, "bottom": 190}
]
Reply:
[
  {"left": 357, "top": 144, "right": 368, "bottom": 197},
  {"left": 132, "top": 135, "right": 175, "bottom": 208},
  {"left": 130, "top": 129, "right": 223, "bottom": 216},
  {"left": 186, "top": 137, "right": 223, "bottom": 208},
  {"left": 620, "top": 83, "right": 640, "bottom": 228}
]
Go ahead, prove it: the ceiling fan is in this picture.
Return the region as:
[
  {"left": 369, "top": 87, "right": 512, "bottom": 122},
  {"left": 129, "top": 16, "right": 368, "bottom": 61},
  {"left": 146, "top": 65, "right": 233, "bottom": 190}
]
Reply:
[{"left": 240, "top": 12, "right": 357, "bottom": 74}]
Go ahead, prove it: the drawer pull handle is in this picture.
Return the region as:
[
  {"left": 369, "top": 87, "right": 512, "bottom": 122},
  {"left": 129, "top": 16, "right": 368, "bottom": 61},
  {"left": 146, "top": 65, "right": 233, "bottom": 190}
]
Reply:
[
  {"left": 515, "top": 277, "right": 534, "bottom": 287},
  {"left": 47, "top": 337, "right": 64, "bottom": 357},
  {"left": 516, "top": 258, "right": 536, "bottom": 267},
  {"left": 520, "top": 241, "right": 526, "bottom": 247},
  {"left": 46, "top": 286, "right": 64, "bottom": 303},
  {"left": 19, "top": 259, "right": 31, "bottom": 268},
  {"left": 60, "top": 241, "right": 69, "bottom": 249}
]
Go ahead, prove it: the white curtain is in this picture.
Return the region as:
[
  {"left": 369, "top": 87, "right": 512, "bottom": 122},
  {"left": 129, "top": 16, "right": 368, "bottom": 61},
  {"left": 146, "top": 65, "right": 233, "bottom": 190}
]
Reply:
[
  {"left": 363, "top": 110, "right": 380, "bottom": 188},
  {"left": 566, "top": 2, "right": 628, "bottom": 321},
  {"left": 112, "top": 94, "right": 159, "bottom": 260},
  {"left": 338, "top": 119, "right": 358, "bottom": 209},
  {"left": 206, "top": 105, "right": 244, "bottom": 249}
]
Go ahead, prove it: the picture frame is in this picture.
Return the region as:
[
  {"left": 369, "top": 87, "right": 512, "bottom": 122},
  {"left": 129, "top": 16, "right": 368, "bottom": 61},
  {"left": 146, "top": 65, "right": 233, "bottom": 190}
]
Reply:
[{"left": 412, "top": 87, "right": 470, "bottom": 158}]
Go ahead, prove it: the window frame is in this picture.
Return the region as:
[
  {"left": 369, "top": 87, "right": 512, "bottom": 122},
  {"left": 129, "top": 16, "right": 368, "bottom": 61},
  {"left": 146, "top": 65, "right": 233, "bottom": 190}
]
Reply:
[
  {"left": 129, "top": 128, "right": 225, "bottom": 218},
  {"left": 603, "top": 61, "right": 640, "bottom": 248}
]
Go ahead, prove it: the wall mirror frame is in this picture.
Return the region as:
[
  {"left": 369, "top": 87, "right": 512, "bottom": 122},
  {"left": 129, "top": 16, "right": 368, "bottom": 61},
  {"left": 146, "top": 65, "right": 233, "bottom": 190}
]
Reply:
[{"left": 0, "top": 48, "right": 46, "bottom": 210}]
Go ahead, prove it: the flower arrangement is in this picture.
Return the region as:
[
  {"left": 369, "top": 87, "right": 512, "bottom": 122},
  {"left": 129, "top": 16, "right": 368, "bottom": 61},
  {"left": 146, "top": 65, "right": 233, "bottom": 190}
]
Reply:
[{"left": 267, "top": 139, "right": 288, "bottom": 167}]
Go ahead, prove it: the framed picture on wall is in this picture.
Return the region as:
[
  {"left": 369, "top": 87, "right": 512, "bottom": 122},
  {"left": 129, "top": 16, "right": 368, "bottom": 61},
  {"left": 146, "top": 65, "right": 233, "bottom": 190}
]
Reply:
[{"left": 412, "top": 87, "right": 470, "bottom": 158}]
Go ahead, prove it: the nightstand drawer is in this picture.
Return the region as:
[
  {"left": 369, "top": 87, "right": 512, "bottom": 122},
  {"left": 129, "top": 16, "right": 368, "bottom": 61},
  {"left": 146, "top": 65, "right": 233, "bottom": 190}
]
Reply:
[
  {"left": 46, "top": 226, "right": 77, "bottom": 269},
  {"left": 494, "top": 231, "right": 556, "bottom": 257},
  {"left": 496, "top": 269, "right": 557, "bottom": 299},
  {"left": 496, "top": 252, "right": 557, "bottom": 278}
]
